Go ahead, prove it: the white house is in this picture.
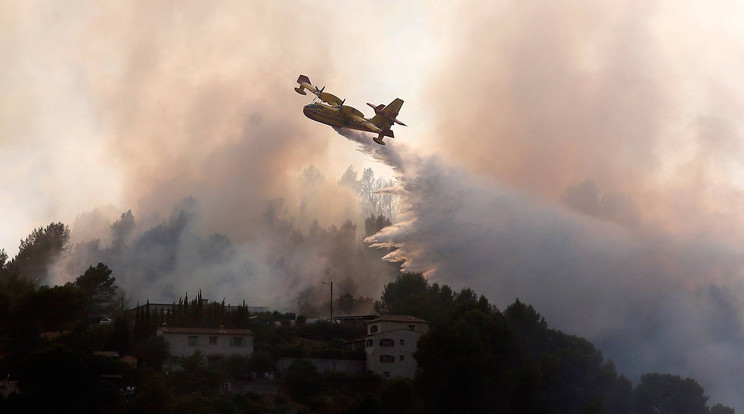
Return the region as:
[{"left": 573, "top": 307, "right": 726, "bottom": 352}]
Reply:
[
  {"left": 157, "top": 325, "right": 254, "bottom": 369},
  {"left": 364, "top": 315, "right": 429, "bottom": 379}
]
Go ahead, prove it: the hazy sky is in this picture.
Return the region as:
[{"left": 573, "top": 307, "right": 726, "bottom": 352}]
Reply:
[
  {"left": 0, "top": 1, "right": 436, "bottom": 254},
  {"left": 4, "top": 0, "right": 744, "bottom": 409}
]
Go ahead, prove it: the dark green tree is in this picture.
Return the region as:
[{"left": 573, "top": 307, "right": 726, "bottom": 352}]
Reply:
[
  {"left": 374, "top": 272, "right": 429, "bottom": 316},
  {"left": 415, "top": 307, "right": 513, "bottom": 414},
  {"left": 634, "top": 373, "right": 708, "bottom": 414},
  {"left": 133, "top": 303, "right": 144, "bottom": 342},
  {"left": 110, "top": 210, "right": 135, "bottom": 253},
  {"left": 1, "top": 282, "right": 87, "bottom": 360},
  {"left": 503, "top": 299, "right": 633, "bottom": 414},
  {"left": 124, "top": 369, "right": 173, "bottom": 414},
  {"left": 374, "top": 272, "right": 453, "bottom": 323},
  {"left": 183, "top": 292, "right": 190, "bottom": 325},
  {"left": 74, "top": 263, "right": 117, "bottom": 316},
  {"left": 7, "top": 222, "right": 69, "bottom": 284},
  {"left": 365, "top": 214, "right": 392, "bottom": 237},
  {"left": 105, "top": 314, "right": 132, "bottom": 355},
  {"left": 32, "top": 283, "right": 88, "bottom": 332},
  {"left": 710, "top": 403, "right": 736, "bottom": 414},
  {"left": 338, "top": 292, "right": 355, "bottom": 314},
  {"left": 169, "top": 350, "right": 221, "bottom": 396},
  {"left": 0, "top": 248, "right": 7, "bottom": 270},
  {"left": 16, "top": 344, "right": 121, "bottom": 412}
]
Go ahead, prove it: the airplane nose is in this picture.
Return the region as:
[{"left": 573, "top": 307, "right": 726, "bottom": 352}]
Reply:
[{"left": 303, "top": 105, "right": 318, "bottom": 121}]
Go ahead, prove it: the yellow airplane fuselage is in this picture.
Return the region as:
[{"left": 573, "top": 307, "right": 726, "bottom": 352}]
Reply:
[
  {"left": 303, "top": 103, "right": 347, "bottom": 128},
  {"left": 302, "top": 102, "right": 382, "bottom": 135}
]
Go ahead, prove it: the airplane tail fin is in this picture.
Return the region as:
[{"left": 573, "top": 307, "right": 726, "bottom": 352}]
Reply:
[
  {"left": 370, "top": 98, "right": 405, "bottom": 128},
  {"left": 294, "top": 74, "right": 312, "bottom": 95},
  {"left": 369, "top": 98, "right": 404, "bottom": 144}
]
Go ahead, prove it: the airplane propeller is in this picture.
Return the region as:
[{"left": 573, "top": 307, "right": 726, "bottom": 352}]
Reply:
[
  {"left": 328, "top": 99, "right": 346, "bottom": 112},
  {"left": 312, "top": 86, "right": 326, "bottom": 102}
]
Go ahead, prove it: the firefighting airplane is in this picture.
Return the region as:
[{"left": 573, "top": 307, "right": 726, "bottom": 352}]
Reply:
[{"left": 294, "top": 75, "right": 405, "bottom": 145}]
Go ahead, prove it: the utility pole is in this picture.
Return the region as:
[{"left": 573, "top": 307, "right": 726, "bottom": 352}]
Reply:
[{"left": 322, "top": 281, "right": 333, "bottom": 322}]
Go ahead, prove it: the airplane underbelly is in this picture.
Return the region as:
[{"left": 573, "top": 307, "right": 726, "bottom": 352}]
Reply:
[
  {"left": 303, "top": 106, "right": 345, "bottom": 127},
  {"left": 345, "top": 124, "right": 369, "bottom": 133}
]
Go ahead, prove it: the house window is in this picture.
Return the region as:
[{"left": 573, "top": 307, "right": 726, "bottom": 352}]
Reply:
[
  {"left": 370, "top": 325, "right": 378, "bottom": 333},
  {"left": 408, "top": 325, "right": 416, "bottom": 331},
  {"left": 379, "top": 338, "right": 394, "bottom": 347},
  {"left": 366, "top": 339, "right": 373, "bottom": 347},
  {"left": 188, "top": 336, "right": 198, "bottom": 346},
  {"left": 379, "top": 355, "right": 395, "bottom": 363},
  {"left": 383, "top": 371, "right": 391, "bottom": 378},
  {"left": 400, "top": 355, "right": 404, "bottom": 361},
  {"left": 209, "top": 336, "right": 218, "bottom": 345},
  {"left": 231, "top": 336, "right": 244, "bottom": 347},
  {"left": 400, "top": 339, "right": 405, "bottom": 346}
]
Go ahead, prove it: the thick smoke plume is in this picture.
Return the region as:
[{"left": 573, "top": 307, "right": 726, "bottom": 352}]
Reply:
[
  {"left": 54, "top": 175, "right": 399, "bottom": 314},
  {"left": 336, "top": 128, "right": 744, "bottom": 409},
  {"left": 399, "top": 2, "right": 744, "bottom": 409}
]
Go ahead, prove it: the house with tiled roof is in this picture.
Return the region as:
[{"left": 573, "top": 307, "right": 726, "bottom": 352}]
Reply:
[
  {"left": 364, "top": 315, "right": 429, "bottom": 379},
  {"left": 157, "top": 325, "right": 254, "bottom": 369}
]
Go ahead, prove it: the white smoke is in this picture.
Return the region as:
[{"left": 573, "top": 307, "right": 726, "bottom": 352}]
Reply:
[
  {"left": 51, "top": 165, "right": 398, "bottom": 314},
  {"left": 337, "top": 128, "right": 744, "bottom": 409}
]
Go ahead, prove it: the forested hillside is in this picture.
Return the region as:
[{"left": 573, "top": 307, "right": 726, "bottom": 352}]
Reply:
[{"left": 0, "top": 223, "right": 735, "bottom": 413}]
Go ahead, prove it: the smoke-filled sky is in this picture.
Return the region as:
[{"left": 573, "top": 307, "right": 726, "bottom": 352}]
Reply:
[{"left": 5, "top": 0, "right": 744, "bottom": 409}]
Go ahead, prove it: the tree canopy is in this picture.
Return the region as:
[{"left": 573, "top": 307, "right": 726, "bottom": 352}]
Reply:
[
  {"left": 75, "top": 262, "right": 118, "bottom": 315},
  {"left": 9, "top": 222, "right": 70, "bottom": 283},
  {"left": 634, "top": 373, "right": 709, "bottom": 414}
]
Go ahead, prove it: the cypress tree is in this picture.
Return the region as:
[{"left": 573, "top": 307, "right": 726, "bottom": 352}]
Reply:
[
  {"left": 133, "top": 302, "right": 140, "bottom": 341},
  {"left": 145, "top": 300, "right": 151, "bottom": 336},
  {"left": 183, "top": 292, "right": 190, "bottom": 327}
]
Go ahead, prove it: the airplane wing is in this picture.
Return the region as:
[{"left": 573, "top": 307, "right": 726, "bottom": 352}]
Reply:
[
  {"left": 339, "top": 105, "right": 364, "bottom": 118},
  {"left": 294, "top": 75, "right": 347, "bottom": 106},
  {"left": 318, "top": 92, "right": 345, "bottom": 107}
]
